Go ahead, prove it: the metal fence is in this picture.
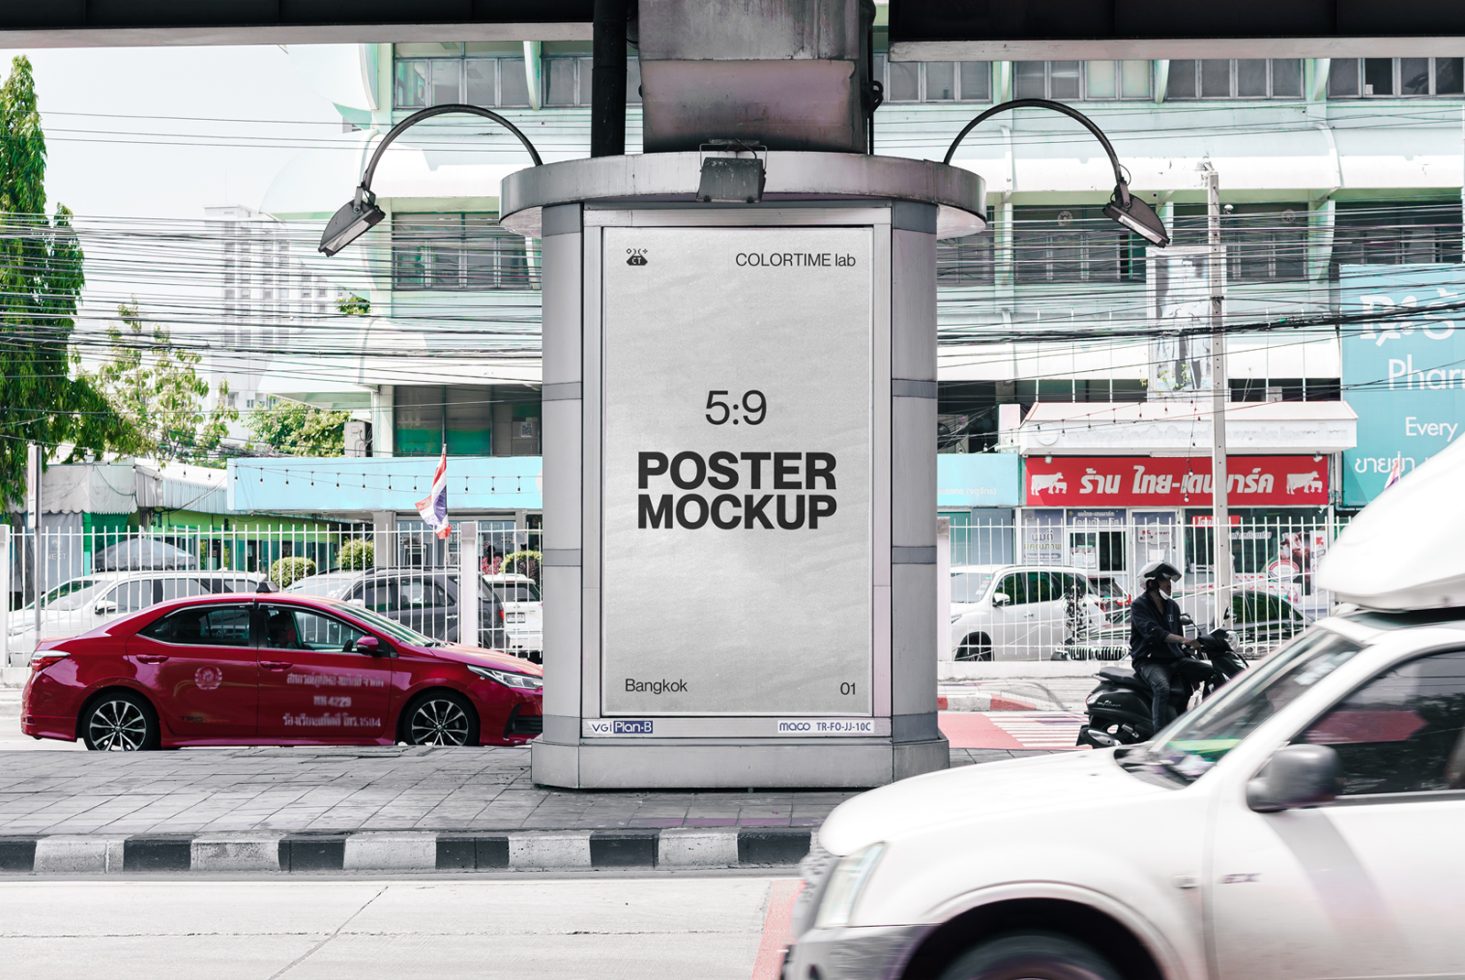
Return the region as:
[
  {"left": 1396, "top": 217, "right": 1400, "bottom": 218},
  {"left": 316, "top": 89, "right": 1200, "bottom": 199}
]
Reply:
[
  {"left": 946, "top": 516, "right": 1342, "bottom": 662},
  {"left": 2, "top": 524, "right": 544, "bottom": 664},
  {"left": 3, "top": 515, "right": 1340, "bottom": 668}
]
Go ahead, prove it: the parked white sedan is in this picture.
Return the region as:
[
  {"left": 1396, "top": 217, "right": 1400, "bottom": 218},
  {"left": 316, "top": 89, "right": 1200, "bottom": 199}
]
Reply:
[
  {"left": 8, "top": 569, "right": 269, "bottom": 655},
  {"left": 949, "top": 564, "right": 1104, "bottom": 661},
  {"left": 483, "top": 572, "right": 543, "bottom": 663}
]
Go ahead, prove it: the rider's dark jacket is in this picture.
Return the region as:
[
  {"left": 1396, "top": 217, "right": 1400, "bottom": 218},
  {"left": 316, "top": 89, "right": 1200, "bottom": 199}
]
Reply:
[{"left": 1129, "top": 592, "right": 1185, "bottom": 664}]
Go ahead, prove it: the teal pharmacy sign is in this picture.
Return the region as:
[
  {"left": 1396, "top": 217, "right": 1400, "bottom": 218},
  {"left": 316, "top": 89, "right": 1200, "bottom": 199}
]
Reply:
[{"left": 1341, "top": 264, "right": 1465, "bottom": 507}]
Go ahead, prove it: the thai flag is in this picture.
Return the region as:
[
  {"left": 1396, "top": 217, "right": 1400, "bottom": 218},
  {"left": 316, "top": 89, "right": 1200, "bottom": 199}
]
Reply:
[
  {"left": 1383, "top": 455, "right": 1405, "bottom": 492},
  {"left": 416, "top": 448, "right": 452, "bottom": 540}
]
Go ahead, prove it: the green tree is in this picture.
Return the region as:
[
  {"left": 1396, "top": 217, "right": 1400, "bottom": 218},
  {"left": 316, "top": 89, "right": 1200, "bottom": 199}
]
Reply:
[
  {"left": 89, "top": 302, "right": 238, "bottom": 463},
  {"left": 336, "top": 293, "right": 370, "bottom": 316},
  {"left": 0, "top": 55, "right": 128, "bottom": 507},
  {"left": 248, "top": 400, "right": 350, "bottom": 457}
]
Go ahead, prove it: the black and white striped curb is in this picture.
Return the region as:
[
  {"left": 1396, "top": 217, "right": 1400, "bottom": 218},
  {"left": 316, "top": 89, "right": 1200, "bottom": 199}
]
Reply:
[{"left": 0, "top": 828, "right": 813, "bottom": 875}]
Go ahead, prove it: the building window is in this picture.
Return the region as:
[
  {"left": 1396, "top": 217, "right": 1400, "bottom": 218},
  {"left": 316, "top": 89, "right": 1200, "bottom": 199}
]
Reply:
[
  {"left": 394, "top": 43, "right": 530, "bottom": 109},
  {"left": 1329, "top": 57, "right": 1464, "bottom": 97},
  {"left": 873, "top": 54, "right": 991, "bottom": 103},
  {"left": 1165, "top": 59, "right": 1303, "bottom": 99},
  {"left": 1013, "top": 206, "right": 1145, "bottom": 285},
  {"left": 937, "top": 208, "right": 996, "bottom": 286},
  {"left": 1172, "top": 203, "right": 1308, "bottom": 284},
  {"left": 391, "top": 214, "right": 533, "bottom": 291},
  {"left": 1013, "top": 61, "right": 1151, "bottom": 100},
  {"left": 1230, "top": 377, "right": 1341, "bottom": 402},
  {"left": 1330, "top": 202, "right": 1463, "bottom": 277},
  {"left": 393, "top": 385, "right": 493, "bottom": 456},
  {"left": 544, "top": 56, "right": 593, "bottom": 105}
]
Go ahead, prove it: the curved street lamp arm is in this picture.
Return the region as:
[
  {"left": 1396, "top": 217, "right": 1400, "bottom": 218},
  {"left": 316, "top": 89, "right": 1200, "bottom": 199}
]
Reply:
[
  {"left": 359, "top": 103, "right": 544, "bottom": 192},
  {"left": 943, "top": 98, "right": 1127, "bottom": 198}
]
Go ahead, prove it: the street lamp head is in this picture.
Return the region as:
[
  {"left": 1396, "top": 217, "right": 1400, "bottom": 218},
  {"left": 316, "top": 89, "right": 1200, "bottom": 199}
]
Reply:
[
  {"left": 1104, "top": 184, "right": 1170, "bottom": 248},
  {"left": 319, "top": 186, "right": 385, "bottom": 256}
]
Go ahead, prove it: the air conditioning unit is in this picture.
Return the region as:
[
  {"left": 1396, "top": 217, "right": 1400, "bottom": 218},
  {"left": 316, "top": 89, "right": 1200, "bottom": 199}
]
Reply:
[{"left": 344, "top": 420, "right": 370, "bottom": 457}]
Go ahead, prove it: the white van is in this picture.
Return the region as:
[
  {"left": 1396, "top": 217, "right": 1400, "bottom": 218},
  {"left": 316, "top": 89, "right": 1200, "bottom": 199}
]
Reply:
[
  {"left": 949, "top": 564, "right": 1105, "bottom": 661},
  {"left": 783, "top": 439, "right": 1465, "bottom": 980}
]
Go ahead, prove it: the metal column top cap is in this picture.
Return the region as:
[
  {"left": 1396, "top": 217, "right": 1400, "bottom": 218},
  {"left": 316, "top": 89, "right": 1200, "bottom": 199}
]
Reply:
[{"left": 497, "top": 151, "right": 986, "bottom": 239}]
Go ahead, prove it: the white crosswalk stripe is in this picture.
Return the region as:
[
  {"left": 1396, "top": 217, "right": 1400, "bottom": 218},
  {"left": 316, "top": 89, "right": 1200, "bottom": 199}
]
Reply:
[{"left": 989, "top": 711, "right": 1086, "bottom": 749}]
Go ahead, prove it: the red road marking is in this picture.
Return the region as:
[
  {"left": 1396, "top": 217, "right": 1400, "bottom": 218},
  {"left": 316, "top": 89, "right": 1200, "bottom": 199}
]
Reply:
[
  {"left": 751, "top": 878, "right": 802, "bottom": 980},
  {"left": 937, "top": 712, "right": 1025, "bottom": 750}
]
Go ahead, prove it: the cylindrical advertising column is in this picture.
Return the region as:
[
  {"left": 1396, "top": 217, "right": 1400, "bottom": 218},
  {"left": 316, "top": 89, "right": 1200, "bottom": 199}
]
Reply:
[
  {"left": 503, "top": 153, "right": 984, "bottom": 789},
  {"left": 537, "top": 204, "right": 587, "bottom": 758}
]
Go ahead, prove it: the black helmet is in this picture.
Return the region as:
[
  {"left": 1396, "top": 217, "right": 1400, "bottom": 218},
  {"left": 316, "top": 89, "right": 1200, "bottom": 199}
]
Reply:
[{"left": 1140, "top": 560, "right": 1182, "bottom": 585}]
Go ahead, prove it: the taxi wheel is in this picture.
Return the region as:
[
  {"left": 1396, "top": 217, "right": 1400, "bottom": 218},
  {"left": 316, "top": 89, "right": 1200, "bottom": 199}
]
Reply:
[
  {"left": 80, "top": 691, "right": 160, "bottom": 752},
  {"left": 939, "top": 932, "right": 1120, "bottom": 980},
  {"left": 403, "top": 692, "right": 480, "bottom": 747}
]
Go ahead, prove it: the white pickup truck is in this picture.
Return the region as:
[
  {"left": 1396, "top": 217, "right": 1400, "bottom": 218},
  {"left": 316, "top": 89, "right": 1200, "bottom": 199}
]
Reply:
[{"left": 784, "top": 441, "right": 1465, "bottom": 980}]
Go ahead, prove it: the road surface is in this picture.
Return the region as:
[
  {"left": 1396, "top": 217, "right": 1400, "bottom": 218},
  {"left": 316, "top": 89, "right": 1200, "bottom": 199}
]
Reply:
[{"left": 0, "top": 873, "right": 799, "bottom": 979}]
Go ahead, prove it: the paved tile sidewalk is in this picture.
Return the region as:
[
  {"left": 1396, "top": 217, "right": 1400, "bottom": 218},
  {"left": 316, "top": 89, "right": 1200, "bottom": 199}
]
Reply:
[{"left": 0, "top": 746, "right": 1051, "bottom": 838}]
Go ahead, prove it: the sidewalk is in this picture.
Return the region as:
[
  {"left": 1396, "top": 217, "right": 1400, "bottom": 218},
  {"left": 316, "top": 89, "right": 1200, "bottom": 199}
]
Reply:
[{"left": 0, "top": 743, "right": 1059, "bottom": 875}]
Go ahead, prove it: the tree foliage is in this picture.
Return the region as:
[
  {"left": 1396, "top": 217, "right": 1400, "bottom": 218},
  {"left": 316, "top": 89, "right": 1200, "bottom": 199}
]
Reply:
[
  {"left": 0, "top": 56, "right": 128, "bottom": 507},
  {"left": 88, "top": 303, "right": 238, "bottom": 464},
  {"left": 337, "top": 539, "right": 375, "bottom": 570},
  {"left": 248, "top": 400, "right": 351, "bottom": 457},
  {"left": 336, "top": 293, "right": 370, "bottom": 316}
]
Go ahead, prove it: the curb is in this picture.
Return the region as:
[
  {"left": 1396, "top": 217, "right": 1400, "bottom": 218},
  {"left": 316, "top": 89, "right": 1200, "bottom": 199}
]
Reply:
[
  {"left": 0, "top": 828, "right": 813, "bottom": 876},
  {"left": 937, "top": 692, "right": 1038, "bottom": 711}
]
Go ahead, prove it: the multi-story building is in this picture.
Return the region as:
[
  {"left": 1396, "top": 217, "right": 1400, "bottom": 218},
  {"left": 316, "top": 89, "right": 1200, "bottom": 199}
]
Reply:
[
  {"left": 203, "top": 205, "right": 344, "bottom": 444},
  {"left": 237, "top": 37, "right": 1464, "bottom": 586}
]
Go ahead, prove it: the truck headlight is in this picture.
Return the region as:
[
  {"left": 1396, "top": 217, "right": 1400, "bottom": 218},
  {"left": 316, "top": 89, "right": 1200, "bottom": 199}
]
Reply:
[{"left": 814, "top": 842, "right": 885, "bottom": 929}]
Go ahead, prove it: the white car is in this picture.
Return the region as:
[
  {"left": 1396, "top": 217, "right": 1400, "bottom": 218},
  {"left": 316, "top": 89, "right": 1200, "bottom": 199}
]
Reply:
[
  {"left": 785, "top": 440, "right": 1465, "bottom": 980},
  {"left": 949, "top": 564, "right": 1105, "bottom": 661},
  {"left": 8, "top": 569, "right": 269, "bottom": 655},
  {"left": 483, "top": 572, "right": 543, "bottom": 663}
]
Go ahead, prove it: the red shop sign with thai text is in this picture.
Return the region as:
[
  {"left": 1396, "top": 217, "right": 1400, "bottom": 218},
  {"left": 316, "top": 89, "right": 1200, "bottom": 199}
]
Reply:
[{"left": 1024, "top": 456, "right": 1329, "bottom": 507}]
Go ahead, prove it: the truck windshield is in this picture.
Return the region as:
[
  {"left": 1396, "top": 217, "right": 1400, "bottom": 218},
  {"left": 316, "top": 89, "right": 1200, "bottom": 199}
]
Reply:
[{"left": 1140, "top": 628, "right": 1363, "bottom": 782}]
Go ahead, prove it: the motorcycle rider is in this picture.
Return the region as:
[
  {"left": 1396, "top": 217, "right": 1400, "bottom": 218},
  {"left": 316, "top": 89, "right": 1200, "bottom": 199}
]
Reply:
[{"left": 1129, "top": 560, "right": 1201, "bottom": 735}]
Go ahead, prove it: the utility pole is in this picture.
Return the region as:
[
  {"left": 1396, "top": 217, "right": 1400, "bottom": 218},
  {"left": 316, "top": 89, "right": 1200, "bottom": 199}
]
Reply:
[
  {"left": 29, "top": 442, "right": 43, "bottom": 645},
  {"left": 1203, "top": 162, "right": 1233, "bottom": 629}
]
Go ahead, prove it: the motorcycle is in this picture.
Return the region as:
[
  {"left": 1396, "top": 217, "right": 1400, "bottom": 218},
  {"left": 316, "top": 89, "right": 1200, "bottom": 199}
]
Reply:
[{"left": 1075, "top": 627, "right": 1247, "bottom": 749}]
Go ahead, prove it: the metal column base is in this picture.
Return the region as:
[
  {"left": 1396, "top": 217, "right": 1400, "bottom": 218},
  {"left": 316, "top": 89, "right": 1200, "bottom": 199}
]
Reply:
[{"left": 530, "top": 736, "right": 950, "bottom": 790}]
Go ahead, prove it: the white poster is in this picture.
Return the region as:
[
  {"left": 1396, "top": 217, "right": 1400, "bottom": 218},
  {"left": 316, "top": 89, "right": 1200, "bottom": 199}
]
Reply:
[{"left": 601, "top": 225, "right": 873, "bottom": 716}]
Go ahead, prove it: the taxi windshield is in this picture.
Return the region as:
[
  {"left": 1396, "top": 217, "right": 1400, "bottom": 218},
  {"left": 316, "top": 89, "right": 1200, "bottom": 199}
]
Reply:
[
  {"left": 335, "top": 602, "right": 434, "bottom": 646},
  {"left": 1139, "top": 628, "right": 1364, "bottom": 782}
]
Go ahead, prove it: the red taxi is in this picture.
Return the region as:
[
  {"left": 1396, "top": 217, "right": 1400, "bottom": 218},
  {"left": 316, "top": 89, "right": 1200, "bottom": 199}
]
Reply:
[{"left": 20, "top": 593, "right": 542, "bottom": 751}]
